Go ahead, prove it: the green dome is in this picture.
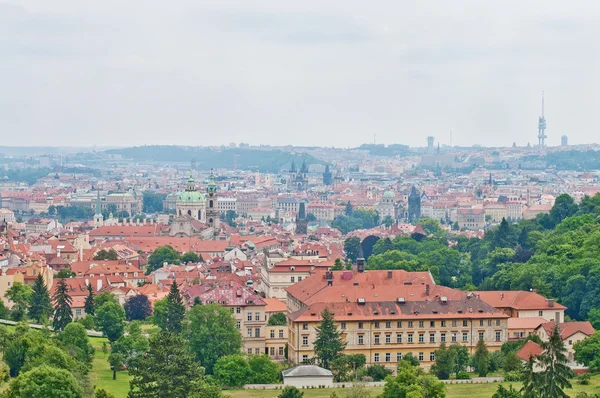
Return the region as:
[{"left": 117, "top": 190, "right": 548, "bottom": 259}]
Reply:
[
  {"left": 177, "top": 191, "right": 205, "bottom": 203},
  {"left": 383, "top": 190, "right": 395, "bottom": 199}
]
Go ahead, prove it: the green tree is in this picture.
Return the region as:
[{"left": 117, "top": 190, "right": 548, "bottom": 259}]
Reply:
[
  {"left": 503, "top": 351, "right": 523, "bottom": 373},
  {"left": 473, "top": 338, "right": 490, "bottom": 377},
  {"left": 128, "top": 331, "right": 207, "bottom": 398},
  {"left": 0, "top": 299, "right": 9, "bottom": 319},
  {"left": 213, "top": 354, "right": 252, "bottom": 387},
  {"left": 521, "top": 355, "right": 538, "bottom": 398},
  {"left": 313, "top": 308, "right": 346, "bottom": 369},
  {"left": 448, "top": 344, "right": 469, "bottom": 377},
  {"left": 57, "top": 322, "right": 95, "bottom": 367},
  {"left": 84, "top": 283, "right": 95, "bottom": 316},
  {"left": 56, "top": 269, "right": 76, "bottom": 279},
  {"left": 187, "top": 303, "right": 242, "bottom": 374},
  {"left": 28, "top": 274, "right": 53, "bottom": 324},
  {"left": 95, "top": 301, "right": 126, "bottom": 343},
  {"left": 181, "top": 251, "right": 201, "bottom": 264},
  {"left": 124, "top": 294, "right": 153, "bottom": 321},
  {"left": 365, "top": 364, "right": 393, "bottom": 381},
  {"left": 538, "top": 324, "right": 573, "bottom": 397},
  {"left": 267, "top": 312, "right": 287, "bottom": 326},
  {"left": 382, "top": 215, "right": 394, "bottom": 228},
  {"left": 94, "top": 249, "right": 119, "bottom": 261},
  {"left": 146, "top": 245, "right": 181, "bottom": 274},
  {"left": 108, "top": 352, "right": 124, "bottom": 380},
  {"left": 4, "top": 282, "right": 32, "bottom": 321},
  {"left": 419, "top": 218, "right": 443, "bottom": 235},
  {"left": 151, "top": 297, "right": 168, "bottom": 329},
  {"left": 381, "top": 360, "right": 445, "bottom": 398},
  {"left": 278, "top": 386, "right": 304, "bottom": 398},
  {"left": 574, "top": 330, "right": 600, "bottom": 371},
  {"left": 432, "top": 343, "right": 455, "bottom": 380},
  {"left": 344, "top": 237, "right": 361, "bottom": 263},
  {"left": 52, "top": 278, "right": 73, "bottom": 331},
  {"left": 587, "top": 308, "right": 600, "bottom": 330},
  {"left": 4, "top": 364, "right": 83, "bottom": 398},
  {"left": 164, "top": 281, "right": 186, "bottom": 333},
  {"left": 249, "top": 355, "right": 280, "bottom": 384},
  {"left": 550, "top": 194, "right": 578, "bottom": 226},
  {"left": 94, "top": 291, "right": 119, "bottom": 308}
]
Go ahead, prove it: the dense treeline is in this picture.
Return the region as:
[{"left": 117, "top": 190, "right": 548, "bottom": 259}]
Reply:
[{"left": 367, "top": 193, "right": 600, "bottom": 321}]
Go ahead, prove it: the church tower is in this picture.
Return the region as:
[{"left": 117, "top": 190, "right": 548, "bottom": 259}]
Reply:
[
  {"left": 94, "top": 190, "right": 104, "bottom": 228},
  {"left": 206, "top": 170, "right": 220, "bottom": 238},
  {"left": 408, "top": 186, "right": 421, "bottom": 222},
  {"left": 323, "top": 164, "right": 333, "bottom": 186},
  {"left": 295, "top": 202, "right": 308, "bottom": 235}
]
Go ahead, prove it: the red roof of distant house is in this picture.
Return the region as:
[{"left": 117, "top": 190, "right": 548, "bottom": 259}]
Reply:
[
  {"left": 517, "top": 341, "right": 544, "bottom": 361},
  {"left": 90, "top": 225, "right": 159, "bottom": 238},
  {"left": 264, "top": 298, "right": 287, "bottom": 313},
  {"left": 538, "top": 321, "right": 595, "bottom": 340},
  {"left": 412, "top": 224, "right": 426, "bottom": 236},
  {"left": 474, "top": 291, "right": 566, "bottom": 311}
]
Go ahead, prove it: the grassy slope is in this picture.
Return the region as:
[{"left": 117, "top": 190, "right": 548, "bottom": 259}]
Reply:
[{"left": 89, "top": 336, "right": 132, "bottom": 397}]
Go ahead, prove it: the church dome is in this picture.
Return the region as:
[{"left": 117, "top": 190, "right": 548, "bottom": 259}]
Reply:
[
  {"left": 177, "top": 191, "right": 205, "bottom": 203},
  {"left": 383, "top": 190, "right": 395, "bottom": 199}
]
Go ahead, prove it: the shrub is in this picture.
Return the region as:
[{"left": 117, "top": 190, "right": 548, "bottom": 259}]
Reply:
[
  {"left": 577, "top": 373, "right": 591, "bottom": 385},
  {"left": 456, "top": 371, "right": 471, "bottom": 380},
  {"left": 504, "top": 371, "right": 522, "bottom": 382}
]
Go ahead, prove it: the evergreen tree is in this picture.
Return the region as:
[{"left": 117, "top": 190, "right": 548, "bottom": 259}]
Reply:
[
  {"left": 521, "top": 355, "right": 538, "bottom": 398},
  {"left": 28, "top": 274, "right": 53, "bottom": 324},
  {"left": 53, "top": 278, "right": 73, "bottom": 332},
  {"left": 432, "top": 343, "right": 455, "bottom": 380},
  {"left": 84, "top": 283, "right": 95, "bottom": 316},
  {"left": 128, "top": 331, "right": 212, "bottom": 398},
  {"left": 538, "top": 324, "right": 573, "bottom": 397},
  {"left": 313, "top": 308, "right": 346, "bottom": 369},
  {"left": 473, "top": 338, "right": 490, "bottom": 376},
  {"left": 164, "top": 281, "right": 186, "bottom": 333}
]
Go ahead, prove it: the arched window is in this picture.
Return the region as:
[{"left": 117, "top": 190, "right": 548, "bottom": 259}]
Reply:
[
  {"left": 198, "top": 210, "right": 202, "bottom": 219},
  {"left": 187, "top": 210, "right": 192, "bottom": 216},
  {"left": 209, "top": 200, "right": 214, "bottom": 208}
]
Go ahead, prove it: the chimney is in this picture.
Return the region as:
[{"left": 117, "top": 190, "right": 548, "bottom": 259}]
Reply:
[
  {"left": 357, "top": 258, "right": 365, "bottom": 273},
  {"left": 555, "top": 311, "right": 560, "bottom": 325},
  {"left": 425, "top": 284, "right": 430, "bottom": 296},
  {"left": 548, "top": 299, "right": 555, "bottom": 307},
  {"left": 387, "top": 271, "right": 393, "bottom": 280},
  {"left": 326, "top": 271, "right": 333, "bottom": 286}
]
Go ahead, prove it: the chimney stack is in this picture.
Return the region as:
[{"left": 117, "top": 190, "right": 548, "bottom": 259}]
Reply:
[
  {"left": 425, "top": 284, "right": 430, "bottom": 296},
  {"left": 387, "top": 271, "right": 393, "bottom": 279},
  {"left": 357, "top": 258, "right": 365, "bottom": 273},
  {"left": 548, "top": 299, "right": 555, "bottom": 307},
  {"left": 555, "top": 311, "right": 560, "bottom": 325}
]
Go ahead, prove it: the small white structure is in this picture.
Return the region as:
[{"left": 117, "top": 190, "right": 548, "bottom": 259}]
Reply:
[{"left": 282, "top": 365, "right": 333, "bottom": 388}]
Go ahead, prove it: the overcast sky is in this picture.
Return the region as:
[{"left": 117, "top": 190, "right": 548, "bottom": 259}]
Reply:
[{"left": 1, "top": 1, "right": 599, "bottom": 148}]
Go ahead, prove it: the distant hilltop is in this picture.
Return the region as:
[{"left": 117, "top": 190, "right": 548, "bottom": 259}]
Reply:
[{"left": 104, "top": 145, "right": 324, "bottom": 173}]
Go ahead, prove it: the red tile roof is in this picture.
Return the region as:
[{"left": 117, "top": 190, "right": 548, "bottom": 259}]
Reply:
[
  {"left": 517, "top": 341, "right": 544, "bottom": 361},
  {"left": 474, "top": 291, "right": 567, "bottom": 311}
]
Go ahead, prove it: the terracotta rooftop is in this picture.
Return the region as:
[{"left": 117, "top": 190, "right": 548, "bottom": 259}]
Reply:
[
  {"left": 474, "top": 291, "right": 567, "bottom": 311},
  {"left": 538, "top": 321, "right": 595, "bottom": 340},
  {"left": 516, "top": 341, "right": 544, "bottom": 361},
  {"left": 264, "top": 298, "right": 287, "bottom": 313},
  {"left": 507, "top": 317, "right": 546, "bottom": 330}
]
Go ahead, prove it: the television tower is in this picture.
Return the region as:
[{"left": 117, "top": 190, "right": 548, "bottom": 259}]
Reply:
[{"left": 537, "top": 92, "right": 547, "bottom": 147}]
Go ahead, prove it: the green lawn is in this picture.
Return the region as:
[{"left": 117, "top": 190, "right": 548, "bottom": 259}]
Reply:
[
  {"left": 227, "top": 375, "right": 600, "bottom": 398},
  {"left": 89, "top": 336, "right": 132, "bottom": 397}
]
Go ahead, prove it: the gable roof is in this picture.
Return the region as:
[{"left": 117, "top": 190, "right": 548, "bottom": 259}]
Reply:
[
  {"left": 474, "top": 291, "right": 567, "bottom": 311},
  {"left": 517, "top": 341, "right": 544, "bottom": 361}
]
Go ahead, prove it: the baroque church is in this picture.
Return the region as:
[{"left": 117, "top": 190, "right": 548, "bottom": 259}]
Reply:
[{"left": 171, "top": 171, "right": 220, "bottom": 238}]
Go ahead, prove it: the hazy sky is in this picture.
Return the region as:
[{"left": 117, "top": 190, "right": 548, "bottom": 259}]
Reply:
[{"left": 1, "top": 1, "right": 599, "bottom": 148}]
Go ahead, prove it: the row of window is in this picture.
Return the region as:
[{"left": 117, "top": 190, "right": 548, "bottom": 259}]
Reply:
[
  {"left": 269, "top": 329, "right": 285, "bottom": 338},
  {"left": 247, "top": 328, "right": 262, "bottom": 338},
  {"left": 302, "top": 319, "right": 502, "bottom": 330},
  {"left": 300, "top": 352, "right": 435, "bottom": 363},
  {"left": 269, "top": 346, "right": 285, "bottom": 356},
  {"left": 290, "top": 276, "right": 303, "bottom": 283},
  {"left": 301, "top": 331, "right": 502, "bottom": 347}
]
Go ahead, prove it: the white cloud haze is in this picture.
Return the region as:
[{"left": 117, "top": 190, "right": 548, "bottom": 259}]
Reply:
[{"left": 1, "top": 0, "right": 599, "bottom": 147}]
